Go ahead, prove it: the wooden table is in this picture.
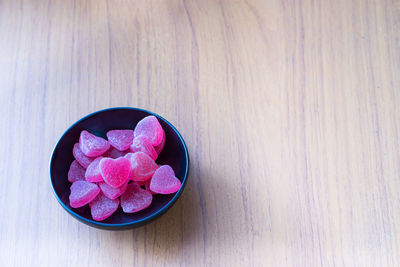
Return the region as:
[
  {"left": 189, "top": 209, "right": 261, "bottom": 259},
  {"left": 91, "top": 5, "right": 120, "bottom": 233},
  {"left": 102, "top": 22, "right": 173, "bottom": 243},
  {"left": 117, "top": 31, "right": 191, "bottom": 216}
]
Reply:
[{"left": 1, "top": 0, "right": 399, "bottom": 266}]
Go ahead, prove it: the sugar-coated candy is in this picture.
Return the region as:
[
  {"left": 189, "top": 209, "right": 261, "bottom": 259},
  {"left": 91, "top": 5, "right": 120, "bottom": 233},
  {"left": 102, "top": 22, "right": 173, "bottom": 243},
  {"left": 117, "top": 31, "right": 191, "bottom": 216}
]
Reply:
[
  {"left": 120, "top": 183, "right": 153, "bottom": 213},
  {"left": 130, "top": 136, "right": 158, "bottom": 160},
  {"left": 68, "top": 160, "right": 86, "bottom": 183},
  {"left": 79, "top": 130, "right": 110, "bottom": 157},
  {"left": 106, "top": 129, "right": 134, "bottom": 151},
  {"left": 69, "top": 181, "right": 100, "bottom": 208},
  {"left": 103, "top": 147, "right": 129, "bottom": 159},
  {"left": 89, "top": 193, "right": 119, "bottom": 221},
  {"left": 134, "top": 116, "right": 163, "bottom": 146},
  {"left": 85, "top": 157, "right": 104, "bottom": 182},
  {"left": 99, "top": 181, "right": 128, "bottom": 199},
  {"left": 124, "top": 152, "right": 158, "bottom": 182},
  {"left": 73, "top": 143, "right": 95, "bottom": 168},
  {"left": 154, "top": 130, "right": 165, "bottom": 155},
  {"left": 99, "top": 157, "right": 131, "bottom": 188},
  {"left": 150, "top": 165, "right": 181, "bottom": 194}
]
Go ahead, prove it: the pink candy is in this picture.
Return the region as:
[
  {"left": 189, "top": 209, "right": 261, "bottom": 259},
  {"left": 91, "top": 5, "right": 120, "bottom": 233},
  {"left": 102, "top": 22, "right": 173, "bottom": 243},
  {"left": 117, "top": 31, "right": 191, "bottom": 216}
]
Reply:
[
  {"left": 67, "top": 115, "right": 182, "bottom": 221},
  {"left": 85, "top": 157, "right": 104, "bottom": 182},
  {"left": 99, "top": 181, "right": 128, "bottom": 199},
  {"left": 106, "top": 129, "right": 135, "bottom": 151},
  {"left": 134, "top": 116, "right": 164, "bottom": 146},
  {"left": 79, "top": 130, "right": 110, "bottom": 157},
  {"left": 69, "top": 181, "right": 100, "bottom": 208},
  {"left": 120, "top": 183, "right": 153, "bottom": 213},
  {"left": 73, "top": 143, "right": 95, "bottom": 168},
  {"left": 90, "top": 193, "right": 119, "bottom": 221},
  {"left": 130, "top": 136, "right": 158, "bottom": 160},
  {"left": 68, "top": 160, "right": 86, "bottom": 183},
  {"left": 124, "top": 152, "right": 158, "bottom": 182},
  {"left": 99, "top": 157, "right": 131, "bottom": 188},
  {"left": 150, "top": 165, "right": 181, "bottom": 194}
]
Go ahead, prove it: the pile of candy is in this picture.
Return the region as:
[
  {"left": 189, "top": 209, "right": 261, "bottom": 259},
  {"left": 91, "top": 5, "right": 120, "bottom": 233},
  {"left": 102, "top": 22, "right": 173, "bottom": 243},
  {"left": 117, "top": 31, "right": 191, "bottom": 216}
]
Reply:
[{"left": 67, "top": 116, "right": 181, "bottom": 221}]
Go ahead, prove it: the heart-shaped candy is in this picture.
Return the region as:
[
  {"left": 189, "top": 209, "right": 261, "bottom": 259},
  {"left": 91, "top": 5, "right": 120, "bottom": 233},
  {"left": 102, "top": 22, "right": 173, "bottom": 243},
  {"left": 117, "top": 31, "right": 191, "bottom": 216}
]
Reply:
[
  {"left": 99, "top": 157, "right": 131, "bottom": 188},
  {"left": 89, "top": 193, "right": 119, "bottom": 221},
  {"left": 69, "top": 181, "right": 100, "bottom": 208},
  {"left": 106, "top": 129, "right": 135, "bottom": 151},
  {"left": 150, "top": 165, "right": 181, "bottom": 194},
  {"left": 79, "top": 130, "right": 110, "bottom": 157},
  {"left": 134, "top": 116, "right": 163, "bottom": 146},
  {"left": 120, "top": 183, "right": 153, "bottom": 213}
]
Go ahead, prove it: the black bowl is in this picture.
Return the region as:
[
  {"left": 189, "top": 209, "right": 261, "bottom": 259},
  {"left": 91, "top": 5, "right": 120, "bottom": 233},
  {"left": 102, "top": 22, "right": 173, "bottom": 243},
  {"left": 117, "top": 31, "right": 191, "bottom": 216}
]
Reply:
[{"left": 49, "top": 107, "right": 189, "bottom": 230}]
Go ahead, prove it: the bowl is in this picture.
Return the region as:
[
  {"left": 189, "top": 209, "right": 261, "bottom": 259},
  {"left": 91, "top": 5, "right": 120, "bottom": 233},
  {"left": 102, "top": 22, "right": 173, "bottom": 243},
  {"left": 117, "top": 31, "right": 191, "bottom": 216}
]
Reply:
[{"left": 49, "top": 107, "right": 189, "bottom": 230}]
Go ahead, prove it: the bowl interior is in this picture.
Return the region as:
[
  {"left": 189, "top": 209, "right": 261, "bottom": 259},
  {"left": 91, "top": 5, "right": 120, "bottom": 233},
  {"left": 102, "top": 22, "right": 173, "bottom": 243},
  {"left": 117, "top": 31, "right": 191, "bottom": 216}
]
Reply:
[{"left": 50, "top": 108, "right": 188, "bottom": 228}]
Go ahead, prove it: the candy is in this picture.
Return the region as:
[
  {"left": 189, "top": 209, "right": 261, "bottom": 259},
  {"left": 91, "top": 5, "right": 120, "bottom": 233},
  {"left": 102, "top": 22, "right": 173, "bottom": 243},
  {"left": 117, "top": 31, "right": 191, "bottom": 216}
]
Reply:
[
  {"left": 106, "top": 129, "right": 134, "bottom": 151},
  {"left": 130, "top": 136, "right": 158, "bottom": 160},
  {"left": 73, "top": 143, "right": 95, "bottom": 168},
  {"left": 120, "top": 183, "right": 153, "bottom": 213},
  {"left": 124, "top": 152, "right": 158, "bottom": 182},
  {"left": 79, "top": 130, "right": 110, "bottom": 157},
  {"left": 68, "top": 160, "right": 86, "bottom": 183},
  {"left": 89, "top": 193, "right": 119, "bottom": 221},
  {"left": 85, "top": 157, "right": 104, "bottom": 182},
  {"left": 103, "top": 147, "right": 129, "bottom": 159},
  {"left": 69, "top": 181, "right": 100, "bottom": 208},
  {"left": 150, "top": 165, "right": 181, "bottom": 194},
  {"left": 99, "top": 181, "right": 128, "bottom": 199},
  {"left": 99, "top": 157, "right": 131, "bottom": 188},
  {"left": 154, "top": 130, "right": 165, "bottom": 155},
  {"left": 134, "top": 116, "right": 163, "bottom": 146}
]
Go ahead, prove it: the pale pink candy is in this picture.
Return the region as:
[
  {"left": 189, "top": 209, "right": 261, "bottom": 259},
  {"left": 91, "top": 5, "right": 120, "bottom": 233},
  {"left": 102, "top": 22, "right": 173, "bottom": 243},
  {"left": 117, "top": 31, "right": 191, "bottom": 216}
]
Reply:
[
  {"left": 99, "top": 181, "right": 128, "bottom": 199},
  {"left": 79, "top": 130, "right": 110, "bottom": 157},
  {"left": 85, "top": 157, "right": 104, "bottom": 182},
  {"left": 106, "top": 129, "right": 135, "bottom": 151},
  {"left": 145, "top": 179, "right": 157, "bottom": 194},
  {"left": 89, "top": 193, "right": 119, "bottom": 221},
  {"left": 68, "top": 160, "right": 86, "bottom": 183},
  {"left": 120, "top": 183, "right": 153, "bottom": 213},
  {"left": 69, "top": 181, "right": 100, "bottom": 208},
  {"left": 124, "top": 152, "right": 158, "bottom": 182},
  {"left": 99, "top": 157, "right": 131, "bottom": 188},
  {"left": 130, "top": 136, "right": 158, "bottom": 160},
  {"left": 154, "top": 130, "right": 165, "bottom": 155},
  {"left": 134, "top": 116, "right": 163, "bottom": 146},
  {"left": 150, "top": 165, "right": 181, "bottom": 194},
  {"left": 103, "top": 147, "right": 129, "bottom": 159},
  {"left": 73, "top": 143, "right": 95, "bottom": 168}
]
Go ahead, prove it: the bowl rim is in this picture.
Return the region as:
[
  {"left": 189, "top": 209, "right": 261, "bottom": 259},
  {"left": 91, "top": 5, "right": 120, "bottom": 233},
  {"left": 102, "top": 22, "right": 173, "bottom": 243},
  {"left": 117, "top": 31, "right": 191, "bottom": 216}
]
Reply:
[{"left": 49, "top": 107, "right": 190, "bottom": 229}]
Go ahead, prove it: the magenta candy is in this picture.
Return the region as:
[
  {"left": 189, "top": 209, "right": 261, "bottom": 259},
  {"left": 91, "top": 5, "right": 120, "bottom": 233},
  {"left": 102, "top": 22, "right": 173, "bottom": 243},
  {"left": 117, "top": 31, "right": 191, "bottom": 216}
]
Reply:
[
  {"left": 69, "top": 181, "right": 100, "bottom": 208},
  {"left": 106, "top": 129, "right": 134, "bottom": 151},
  {"left": 73, "top": 143, "right": 95, "bottom": 168},
  {"left": 134, "top": 116, "right": 163, "bottom": 146},
  {"left": 150, "top": 165, "right": 181, "bottom": 194},
  {"left": 99, "top": 157, "right": 131, "bottom": 188},
  {"left": 99, "top": 181, "right": 128, "bottom": 199},
  {"left": 130, "top": 136, "right": 158, "bottom": 160},
  {"left": 124, "top": 152, "right": 158, "bottom": 182},
  {"left": 120, "top": 183, "right": 153, "bottom": 213},
  {"left": 89, "top": 193, "right": 119, "bottom": 221},
  {"left": 85, "top": 157, "right": 104, "bottom": 182},
  {"left": 154, "top": 130, "right": 165, "bottom": 155},
  {"left": 79, "top": 130, "right": 110, "bottom": 157},
  {"left": 68, "top": 160, "right": 86, "bottom": 183},
  {"left": 103, "top": 147, "right": 129, "bottom": 159}
]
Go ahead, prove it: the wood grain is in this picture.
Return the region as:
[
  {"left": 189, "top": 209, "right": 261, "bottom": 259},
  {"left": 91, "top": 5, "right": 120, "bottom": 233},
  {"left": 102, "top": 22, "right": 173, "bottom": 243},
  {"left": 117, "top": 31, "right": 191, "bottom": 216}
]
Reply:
[{"left": 1, "top": 0, "right": 400, "bottom": 266}]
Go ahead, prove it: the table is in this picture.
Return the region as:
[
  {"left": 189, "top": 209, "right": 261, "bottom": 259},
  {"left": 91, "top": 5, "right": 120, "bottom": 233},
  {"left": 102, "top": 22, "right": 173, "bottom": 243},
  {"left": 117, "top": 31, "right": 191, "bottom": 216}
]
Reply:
[{"left": 1, "top": 0, "right": 399, "bottom": 266}]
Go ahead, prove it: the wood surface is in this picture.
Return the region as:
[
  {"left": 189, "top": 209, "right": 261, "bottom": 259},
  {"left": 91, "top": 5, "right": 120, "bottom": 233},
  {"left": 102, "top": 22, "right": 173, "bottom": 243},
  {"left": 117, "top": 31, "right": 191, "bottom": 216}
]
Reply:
[{"left": 1, "top": 0, "right": 400, "bottom": 266}]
